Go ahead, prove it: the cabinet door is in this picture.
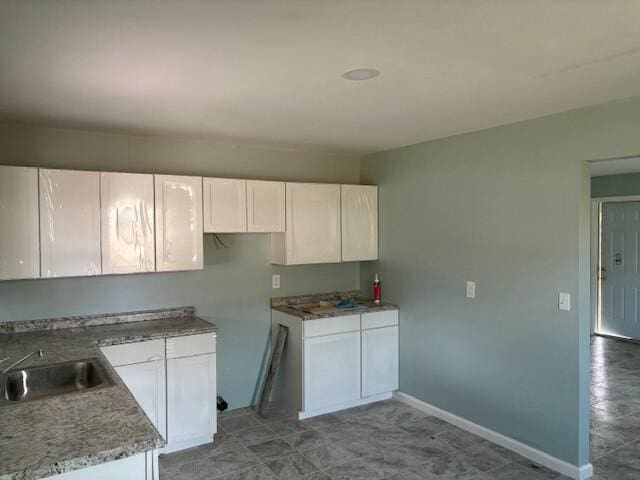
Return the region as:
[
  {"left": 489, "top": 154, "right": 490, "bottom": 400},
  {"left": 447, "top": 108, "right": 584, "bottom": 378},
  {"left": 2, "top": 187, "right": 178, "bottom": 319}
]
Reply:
[
  {"left": 203, "top": 178, "right": 247, "bottom": 233},
  {"left": 304, "top": 331, "right": 360, "bottom": 412},
  {"left": 362, "top": 326, "right": 399, "bottom": 397},
  {"left": 166, "top": 353, "right": 216, "bottom": 452},
  {"left": 115, "top": 360, "right": 167, "bottom": 439},
  {"left": 101, "top": 172, "right": 155, "bottom": 274},
  {"left": 47, "top": 452, "right": 147, "bottom": 480},
  {"left": 247, "top": 180, "right": 285, "bottom": 232},
  {"left": 40, "top": 169, "right": 101, "bottom": 278},
  {"left": 285, "top": 183, "right": 341, "bottom": 264},
  {"left": 341, "top": 185, "right": 378, "bottom": 261},
  {"left": 0, "top": 166, "right": 39, "bottom": 280},
  {"left": 155, "top": 175, "right": 203, "bottom": 272}
]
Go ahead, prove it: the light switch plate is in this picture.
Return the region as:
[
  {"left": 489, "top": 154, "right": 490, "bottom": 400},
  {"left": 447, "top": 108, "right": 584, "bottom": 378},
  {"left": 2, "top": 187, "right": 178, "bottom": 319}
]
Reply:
[
  {"left": 559, "top": 292, "right": 571, "bottom": 311},
  {"left": 272, "top": 274, "right": 281, "bottom": 289},
  {"left": 466, "top": 281, "right": 476, "bottom": 299}
]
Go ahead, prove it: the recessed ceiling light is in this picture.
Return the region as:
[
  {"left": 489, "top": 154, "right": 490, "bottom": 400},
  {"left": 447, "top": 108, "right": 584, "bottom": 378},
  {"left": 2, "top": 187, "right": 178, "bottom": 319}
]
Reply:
[{"left": 342, "top": 68, "right": 380, "bottom": 81}]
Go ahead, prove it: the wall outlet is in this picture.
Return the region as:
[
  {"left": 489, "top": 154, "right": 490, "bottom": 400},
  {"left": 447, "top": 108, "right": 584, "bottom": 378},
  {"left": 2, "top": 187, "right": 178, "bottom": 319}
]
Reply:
[
  {"left": 559, "top": 292, "right": 570, "bottom": 311},
  {"left": 272, "top": 274, "right": 281, "bottom": 289},
  {"left": 466, "top": 281, "right": 476, "bottom": 299}
]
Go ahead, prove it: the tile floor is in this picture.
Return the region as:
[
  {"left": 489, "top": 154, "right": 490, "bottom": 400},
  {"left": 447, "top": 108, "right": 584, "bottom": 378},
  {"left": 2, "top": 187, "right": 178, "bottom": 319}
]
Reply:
[
  {"left": 159, "top": 336, "right": 640, "bottom": 479},
  {"left": 159, "top": 401, "right": 569, "bottom": 479},
  {"left": 590, "top": 335, "right": 640, "bottom": 479}
]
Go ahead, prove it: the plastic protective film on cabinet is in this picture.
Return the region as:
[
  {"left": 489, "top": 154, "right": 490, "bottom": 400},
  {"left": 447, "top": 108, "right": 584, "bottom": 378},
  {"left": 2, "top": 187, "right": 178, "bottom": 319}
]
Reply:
[{"left": 39, "top": 169, "right": 102, "bottom": 278}]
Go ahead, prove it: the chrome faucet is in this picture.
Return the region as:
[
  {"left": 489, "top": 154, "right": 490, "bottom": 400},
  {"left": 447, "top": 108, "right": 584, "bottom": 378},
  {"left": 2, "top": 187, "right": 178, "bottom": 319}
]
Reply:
[{"left": 1, "top": 349, "right": 43, "bottom": 374}]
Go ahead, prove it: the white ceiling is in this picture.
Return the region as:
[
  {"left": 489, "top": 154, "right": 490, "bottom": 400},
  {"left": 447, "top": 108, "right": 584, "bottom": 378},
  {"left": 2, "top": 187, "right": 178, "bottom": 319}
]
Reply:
[{"left": 2, "top": 1, "right": 640, "bottom": 154}]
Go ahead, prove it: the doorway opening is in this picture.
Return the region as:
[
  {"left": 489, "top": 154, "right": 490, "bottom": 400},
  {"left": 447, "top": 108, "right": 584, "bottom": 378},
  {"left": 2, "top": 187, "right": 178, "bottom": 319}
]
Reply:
[
  {"left": 591, "top": 196, "right": 640, "bottom": 340},
  {"left": 588, "top": 156, "right": 640, "bottom": 473}
]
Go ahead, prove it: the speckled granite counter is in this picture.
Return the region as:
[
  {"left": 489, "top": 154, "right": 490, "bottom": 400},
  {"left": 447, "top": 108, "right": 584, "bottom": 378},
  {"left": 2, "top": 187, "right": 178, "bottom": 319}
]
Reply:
[
  {"left": 271, "top": 290, "right": 398, "bottom": 320},
  {"left": 0, "top": 307, "right": 217, "bottom": 480}
]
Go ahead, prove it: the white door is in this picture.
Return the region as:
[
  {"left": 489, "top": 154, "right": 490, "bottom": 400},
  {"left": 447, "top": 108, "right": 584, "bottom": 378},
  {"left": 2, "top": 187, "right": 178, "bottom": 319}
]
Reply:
[
  {"left": 304, "top": 331, "right": 361, "bottom": 412},
  {"left": 247, "top": 180, "right": 285, "bottom": 232},
  {"left": 40, "top": 169, "right": 101, "bottom": 278},
  {"left": 115, "top": 360, "right": 167, "bottom": 439},
  {"left": 362, "top": 326, "right": 399, "bottom": 397},
  {"left": 166, "top": 353, "right": 216, "bottom": 452},
  {"left": 285, "top": 183, "right": 341, "bottom": 264},
  {"left": 203, "top": 178, "right": 247, "bottom": 232},
  {"left": 101, "top": 172, "right": 155, "bottom": 274},
  {"left": 341, "top": 185, "right": 378, "bottom": 261},
  {"left": 0, "top": 166, "right": 39, "bottom": 280},
  {"left": 600, "top": 202, "right": 640, "bottom": 339},
  {"left": 155, "top": 175, "right": 203, "bottom": 272}
]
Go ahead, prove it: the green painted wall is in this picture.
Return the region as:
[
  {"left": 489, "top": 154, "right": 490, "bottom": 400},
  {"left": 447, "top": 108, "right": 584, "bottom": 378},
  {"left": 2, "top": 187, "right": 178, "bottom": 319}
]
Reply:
[
  {"left": 592, "top": 172, "right": 640, "bottom": 198},
  {"left": 360, "top": 96, "right": 640, "bottom": 467},
  {"left": 0, "top": 122, "right": 361, "bottom": 409}
]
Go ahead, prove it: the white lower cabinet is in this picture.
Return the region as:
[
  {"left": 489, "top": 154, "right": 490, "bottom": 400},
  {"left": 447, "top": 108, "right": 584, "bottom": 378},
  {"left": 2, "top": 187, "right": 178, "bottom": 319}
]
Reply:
[
  {"left": 362, "top": 325, "right": 399, "bottom": 397},
  {"left": 304, "top": 331, "right": 361, "bottom": 412},
  {"left": 115, "top": 360, "right": 167, "bottom": 439},
  {"left": 47, "top": 452, "right": 153, "bottom": 480},
  {"left": 272, "top": 308, "right": 398, "bottom": 419},
  {"left": 166, "top": 352, "right": 217, "bottom": 453},
  {"left": 100, "top": 333, "right": 217, "bottom": 461}
]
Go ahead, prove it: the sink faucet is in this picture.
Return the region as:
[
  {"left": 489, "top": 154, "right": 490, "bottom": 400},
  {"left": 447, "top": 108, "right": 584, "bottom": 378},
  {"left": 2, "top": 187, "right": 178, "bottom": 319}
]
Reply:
[{"left": 1, "top": 349, "right": 43, "bottom": 374}]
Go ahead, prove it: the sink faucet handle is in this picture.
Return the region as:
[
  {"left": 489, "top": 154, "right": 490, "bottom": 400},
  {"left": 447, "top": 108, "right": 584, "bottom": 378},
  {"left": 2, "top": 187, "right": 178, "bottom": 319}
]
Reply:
[{"left": 1, "top": 349, "right": 43, "bottom": 374}]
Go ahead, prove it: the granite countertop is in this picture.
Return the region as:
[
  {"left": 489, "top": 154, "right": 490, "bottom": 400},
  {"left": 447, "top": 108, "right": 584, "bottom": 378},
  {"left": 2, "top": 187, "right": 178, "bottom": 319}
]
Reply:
[
  {"left": 271, "top": 290, "right": 398, "bottom": 321},
  {"left": 0, "top": 307, "right": 217, "bottom": 480}
]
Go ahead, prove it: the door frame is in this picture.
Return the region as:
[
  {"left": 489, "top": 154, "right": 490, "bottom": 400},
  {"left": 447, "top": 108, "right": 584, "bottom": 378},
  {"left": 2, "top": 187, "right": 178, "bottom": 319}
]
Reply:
[{"left": 590, "top": 195, "right": 640, "bottom": 336}]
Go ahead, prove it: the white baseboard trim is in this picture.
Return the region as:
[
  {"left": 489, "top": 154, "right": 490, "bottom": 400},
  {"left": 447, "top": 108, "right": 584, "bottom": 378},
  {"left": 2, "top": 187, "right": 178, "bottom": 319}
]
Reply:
[
  {"left": 298, "top": 392, "right": 392, "bottom": 420},
  {"left": 394, "top": 391, "right": 593, "bottom": 480}
]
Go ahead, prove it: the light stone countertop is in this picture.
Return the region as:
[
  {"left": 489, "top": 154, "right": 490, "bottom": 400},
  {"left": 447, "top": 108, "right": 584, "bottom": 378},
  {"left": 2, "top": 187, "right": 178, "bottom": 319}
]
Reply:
[
  {"left": 271, "top": 290, "right": 398, "bottom": 320},
  {"left": 0, "top": 308, "right": 217, "bottom": 480}
]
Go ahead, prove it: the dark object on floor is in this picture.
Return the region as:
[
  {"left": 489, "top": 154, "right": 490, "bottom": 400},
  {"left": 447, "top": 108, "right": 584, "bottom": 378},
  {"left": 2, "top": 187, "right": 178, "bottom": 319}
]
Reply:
[
  {"left": 217, "top": 395, "right": 228, "bottom": 412},
  {"left": 257, "top": 324, "right": 289, "bottom": 418}
]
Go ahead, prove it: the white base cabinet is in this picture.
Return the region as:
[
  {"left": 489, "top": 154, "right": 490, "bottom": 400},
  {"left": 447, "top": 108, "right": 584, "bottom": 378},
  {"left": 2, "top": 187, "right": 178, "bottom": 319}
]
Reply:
[
  {"left": 100, "top": 333, "right": 217, "bottom": 459},
  {"left": 166, "top": 353, "right": 217, "bottom": 453},
  {"left": 115, "top": 360, "right": 167, "bottom": 439},
  {"left": 362, "top": 326, "right": 399, "bottom": 397},
  {"left": 47, "top": 452, "right": 156, "bottom": 480},
  {"left": 271, "top": 308, "right": 399, "bottom": 419},
  {"left": 304, "top": 331, "right": 361, "bottom": 412}
]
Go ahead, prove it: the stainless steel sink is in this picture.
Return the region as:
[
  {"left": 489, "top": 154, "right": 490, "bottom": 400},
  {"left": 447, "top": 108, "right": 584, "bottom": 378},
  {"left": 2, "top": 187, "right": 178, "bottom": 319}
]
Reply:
[{"left": 0, "top": 358, "right": 113, "bottom": 405}]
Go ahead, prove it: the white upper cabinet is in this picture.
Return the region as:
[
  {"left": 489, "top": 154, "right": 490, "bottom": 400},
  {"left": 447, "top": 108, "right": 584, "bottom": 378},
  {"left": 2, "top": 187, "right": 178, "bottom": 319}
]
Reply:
[
  {"left": 341, "top": 185, "right": 378, "bottom": 262},
  {"left": 40, "top": 169, "right": 101, "bottom": 278},
  {"left": 0, "top": 166, "right": 39, "bottom": 280},
  {"left": 247, "top": 180, "right": 285, "bottom": 232},
  {"left": 271, "top": 183, "right": 341, "bottom": 265},
  {"left": 203, "top": 178, "right": 247, "bottom": 233},
  {"left": 155, "top": 175, "right": 203, "bottom": 272},
  {"left": 101, "top": 172, "right": 155, "bottom": 274}
]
